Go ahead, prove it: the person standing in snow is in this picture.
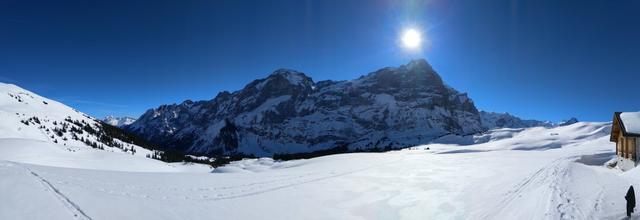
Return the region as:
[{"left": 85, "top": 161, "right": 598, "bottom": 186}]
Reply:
[{"left": 626, "top": 185, "right": 636, "bottom": 217}]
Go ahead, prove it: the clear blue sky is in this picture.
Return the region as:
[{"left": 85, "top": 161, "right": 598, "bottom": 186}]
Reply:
[{"left": 1, "top": 0, "right": 638, "bottom": 121}]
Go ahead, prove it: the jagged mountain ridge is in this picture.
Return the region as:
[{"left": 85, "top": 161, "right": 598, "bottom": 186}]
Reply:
[
  {"left": 126, "top": 59, "right": 487, "bottom": 157},
  {"left": 103, "top": 115, "right": 136, "bottom": 127},
  {"left": 479, "top": 111, "right": 578, "bottom": 129},
  {"left": 479, "top": 111, "right": 554, "bottom": 129}
]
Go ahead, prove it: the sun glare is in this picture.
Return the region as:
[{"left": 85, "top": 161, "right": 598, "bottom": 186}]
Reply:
[{"left": 401, "top": 28, "right": 422, "bottom": 50}]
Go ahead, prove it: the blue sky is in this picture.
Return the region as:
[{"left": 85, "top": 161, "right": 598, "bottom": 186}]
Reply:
[{"left": 1, "top": 0, "right": 638, "bottom": 121}]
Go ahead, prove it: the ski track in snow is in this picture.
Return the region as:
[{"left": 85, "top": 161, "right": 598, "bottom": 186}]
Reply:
[
  {"left": 13, "top": 162, "right": 92, "bottom": 220},
  {"left": 549, "top": 161, "right": 582, "bottom": 220},
  {"left": 490, "top": 159, "right": 558, "bottom": 216},
  {"left": 487, "top": 158, "right": 589, "bottom": 220}
]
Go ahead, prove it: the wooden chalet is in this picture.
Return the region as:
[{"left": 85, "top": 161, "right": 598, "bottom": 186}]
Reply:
[{"left": 611, "top": 112, "right": 640, "bottom": 162}]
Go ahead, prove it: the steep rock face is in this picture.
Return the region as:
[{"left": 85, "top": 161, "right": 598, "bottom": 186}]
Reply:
[{"left": 126, "top": 59, "right": 485, "bottom": 156}]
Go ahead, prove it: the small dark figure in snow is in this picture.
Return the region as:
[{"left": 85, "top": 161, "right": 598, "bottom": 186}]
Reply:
[{"left": 626, "top": 185, "right": 636, "bottom": 217}]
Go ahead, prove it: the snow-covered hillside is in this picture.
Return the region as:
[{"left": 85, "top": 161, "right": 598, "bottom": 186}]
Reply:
[
  {"left": 0, "top": 82, "right": 208, "bottom": 172},
  {"left": 4, "top": 121, "right": 639, "bottom": 219},
  {"left": 0, "top": 82, "right": 140, "bottom": 152},
  {"left": 103, "top": 115, "right": 136, "bottom": 127}
]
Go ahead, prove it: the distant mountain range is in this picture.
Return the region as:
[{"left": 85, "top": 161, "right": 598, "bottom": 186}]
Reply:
[
  {"left": 124, "top": 59, "right": 573, "bottom": 157},
  {"left": 103, "top": 115, "right": 136, "bottom": 127},
  {"left": 480, "top": 111, "right": 554, "bottom": 129}
]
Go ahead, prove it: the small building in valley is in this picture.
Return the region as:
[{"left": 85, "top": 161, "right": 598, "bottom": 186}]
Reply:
[{"left": 611, "top": 112, "right": 640, "bottom": 162}]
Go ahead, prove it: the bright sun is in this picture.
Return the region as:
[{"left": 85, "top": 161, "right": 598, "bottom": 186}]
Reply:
[{"left": 401, "top": 29, "right": 422, "bottom": 49}]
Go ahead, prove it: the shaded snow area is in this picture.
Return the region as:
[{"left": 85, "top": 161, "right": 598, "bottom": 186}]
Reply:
[{"left": 5, "top": 122, "right": 640, "bottom": 219}]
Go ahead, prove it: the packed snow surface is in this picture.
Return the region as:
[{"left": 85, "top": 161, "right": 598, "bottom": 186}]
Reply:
[
  {"left": 620, "top": 112, "right": 640, "bottom": 134},
  {"left": 5, "top": 121, "right": 640, "bottom": 219}
]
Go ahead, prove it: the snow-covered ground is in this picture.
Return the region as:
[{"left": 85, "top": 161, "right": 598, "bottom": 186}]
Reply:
[
  {"left": 4, "top": 121, "right": 640, "bottom": 219},
  {"left": 0, "top": 138, "right": 210, "bottom": 173}
]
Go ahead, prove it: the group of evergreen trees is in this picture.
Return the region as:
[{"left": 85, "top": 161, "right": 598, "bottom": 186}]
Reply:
[
  {"left": 18, "top": 116, "right": 142, "bottom": 154},
  {"left": 19, "top": 115, "right": 247, "bottom": 167},
  {"left": 145, "top": 150, "right": 253, "bottom": 168},
  {"left": 273, "top": 145, "right": 349, "bottom": 160}
]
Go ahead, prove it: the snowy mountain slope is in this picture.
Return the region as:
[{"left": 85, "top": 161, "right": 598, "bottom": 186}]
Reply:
[
  {"left": 0, "top": 82, "right": 143, "bottom": 151},
  {"left": 0, "top": 138, "right": 208, "bottom": 172},
  {"left": 3, "top": 121, "right": 634, "bottom": 220},
  {"left": 0, "top": 82, "right": 208, "bottom": 172},
  {"left": 127, "top": 59, "right": 485, "bottom": 157},
  {"left": 438, "top": 122, "right": 610, "bottom": 151},
  {"left": 102, "top": 115, "right": 136, "bottom": 127},
  {"left": 432, "top": 121, "right": 609, "bottom": 147},
  {"left": 430, "top": 127, "right": 529, "bottom": 145}
]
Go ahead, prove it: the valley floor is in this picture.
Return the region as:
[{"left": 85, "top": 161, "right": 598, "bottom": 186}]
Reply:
[{"left": 2, "top": 122, "right": 640, "bottom": 219}]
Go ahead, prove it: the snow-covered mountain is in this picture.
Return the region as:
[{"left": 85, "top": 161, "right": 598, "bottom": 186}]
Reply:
[
  {"left": 127, "top": 59, "right": 485, "bottom": 157},
  {"left": 103, "top": 115, "right": 136, "bottom": 127},
  {"left": 479, "top": 111, "right": 580, "bottom": 129},
  {"left": 0, "top": 82, "right": 171, "bottom": 169},
  {"left": 558, "top": 117, "right": 579, "bottom": 126},
  {"left": 479, "top": 111, "right": 555, "bottom": 129}
]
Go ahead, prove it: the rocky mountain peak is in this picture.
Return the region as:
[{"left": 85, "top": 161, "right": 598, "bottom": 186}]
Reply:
[
  {"left": 268, "top": 69, "right": 314, "bottom": 86},
  {"left": 127, "top": 59, "right": 486, "bottom": 157},
  {"left": 229, "top": 69, "right": 315, "bottom": 113},
  {"left": 181, "top": 100, "right": 194, "bottom": 106},
  {"left": 359, "top": 59, "right": 444, "bottom": 91},
  {"left": 559, "top": 117, "right": 579, "bottom": 126},
  {"left": 404, "top": 58, "right": 433, "bottom": 70}
]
